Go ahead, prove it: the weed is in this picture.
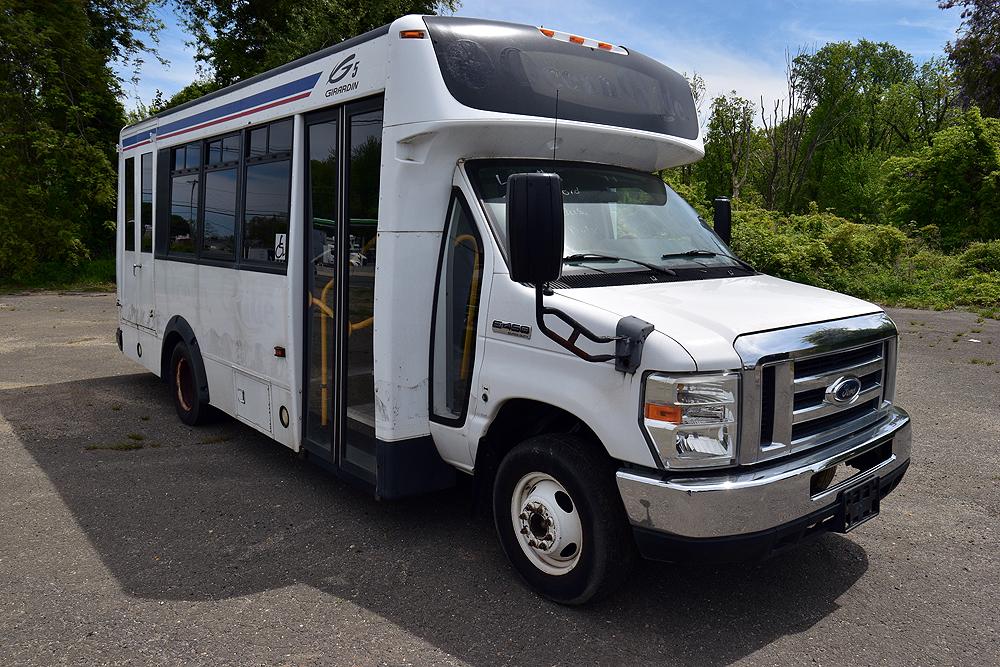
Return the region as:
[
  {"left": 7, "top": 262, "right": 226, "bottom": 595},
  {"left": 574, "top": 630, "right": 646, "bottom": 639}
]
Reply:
[
  {"left": 85, "top": 442, "right": 143, "bottom": 451},
  {"left": 126, "top": 433, "right": 145, "bottom": 441},
  {"left": 140, "top": 416, "right": 150, "bottom": 421},
  {"left": 970, "top": 358, "right": 996, "bottom": 366}
]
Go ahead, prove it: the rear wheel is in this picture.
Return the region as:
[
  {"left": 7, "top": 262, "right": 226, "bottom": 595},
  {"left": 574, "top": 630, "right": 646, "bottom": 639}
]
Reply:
[
  {"left": 493, "top": 433, "right": 635, "bottom": 604},
  {"left": 170, "top": 342, "right": 210, "bottom": 426}
]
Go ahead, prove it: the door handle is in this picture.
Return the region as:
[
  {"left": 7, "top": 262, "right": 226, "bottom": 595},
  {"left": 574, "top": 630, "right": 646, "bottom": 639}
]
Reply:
[{"left": 132, "top": 263, "right": 141, "bottom": 276}]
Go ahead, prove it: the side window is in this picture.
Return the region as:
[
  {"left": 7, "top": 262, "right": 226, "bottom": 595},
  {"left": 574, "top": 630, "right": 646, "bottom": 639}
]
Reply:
[
  {"left": 140, "top": 153, "right": 153, "bottom": 252},
  {"left": 242, "top": 119, "right": 292, "bottom": 266},
  {"left": 168, "top": 141, "right": 201, "bottom": 255},
  {"left": 123, "top": 157, "right": 135, "bottom": 251},
  {"left": 431, "top": 194, "right": 484, "bottom": 423},
  {"left": 201, "top": 132, "right": 239, "bottom": 259}
]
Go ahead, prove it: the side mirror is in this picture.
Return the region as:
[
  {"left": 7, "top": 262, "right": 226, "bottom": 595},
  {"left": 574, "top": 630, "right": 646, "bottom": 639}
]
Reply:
[
  {"left": 506, "top": 172, "right": 564, "bottom": 284},
  {"left": 713, "top": 197, "right": 732, "bottom": 246}
]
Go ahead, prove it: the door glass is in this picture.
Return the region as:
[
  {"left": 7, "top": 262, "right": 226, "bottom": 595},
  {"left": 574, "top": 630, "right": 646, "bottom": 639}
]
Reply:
[
  {"left": 140, "top": 153, "right": 153, "bottom": 252},
  {"left": 344, "top": 108, "right": 382, "bottom": 471},
  {"left": 305, "top": 118, "right": 338, "bottom": 451},
  {"left": 432, "top": 195, "right": 484, "bottom": 422},
  {"left": 124, "top": 157, "right": 135, "bottom": 251}
]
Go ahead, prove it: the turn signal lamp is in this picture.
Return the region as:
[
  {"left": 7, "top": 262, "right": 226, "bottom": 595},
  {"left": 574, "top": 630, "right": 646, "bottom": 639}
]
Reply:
[{"left": 537, "top": 27, "right": 628, "bottom": 55}]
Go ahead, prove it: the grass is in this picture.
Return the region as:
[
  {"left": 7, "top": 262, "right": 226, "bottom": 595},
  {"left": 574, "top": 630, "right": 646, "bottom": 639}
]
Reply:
[
  {"left": 126, "top": 433, "right": 145, "bottom": 441},
  {"left": 0, "top": 258, "right": 115, "bottom": 293},
  {"left": 85, "top": 442, "right": 143, "bottom": 451},
  {"left": 969, "top": 358, "right": 996, "bottom": 366}
]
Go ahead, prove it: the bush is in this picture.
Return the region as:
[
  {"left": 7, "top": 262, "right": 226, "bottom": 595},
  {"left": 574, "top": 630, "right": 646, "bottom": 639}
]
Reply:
[
  {"left": 959, "top": 240, "right": 1000, "bottom": 273},
  {"left": 0, "top": 257, "right": 115, "bottom": 291},
  {"left": 727, "top": 204, "right": 999, "bottom": 314}
]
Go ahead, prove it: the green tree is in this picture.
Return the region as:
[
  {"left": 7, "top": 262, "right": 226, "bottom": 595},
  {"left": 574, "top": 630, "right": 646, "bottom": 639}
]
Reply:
[
  {"left": 175, "top": 0, "right": 459, "bottom": 86},
  {"left": 882, "top": 107, "right": 1000, "bottom": 249},
  {"left": 696, "top": 92, "right": 758, "bottom": 200},
  {"left": 0, "top": 0, "right": 162, "bottom": 280},
  {"left": 941, "top": 0, "right": 1000, "bottom": 116}
]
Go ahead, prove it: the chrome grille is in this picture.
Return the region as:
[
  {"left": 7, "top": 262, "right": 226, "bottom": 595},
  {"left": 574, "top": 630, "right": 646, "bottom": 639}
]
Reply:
[
  {"left": 757, "top": 341, "right": 891, "bottom": 461},
  {"left": 733, "top": 313, "right": 899, "bottom": 466}
]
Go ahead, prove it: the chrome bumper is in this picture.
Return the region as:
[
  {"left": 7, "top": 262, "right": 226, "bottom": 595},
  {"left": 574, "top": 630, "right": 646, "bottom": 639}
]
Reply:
[{"left": 617, "top": 406, "right": 911, "bottom": 539}]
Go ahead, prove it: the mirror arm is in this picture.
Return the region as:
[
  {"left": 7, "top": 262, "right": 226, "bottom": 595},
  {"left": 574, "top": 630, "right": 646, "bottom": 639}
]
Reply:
[{"left": 534, "top": 285, "right": 654, "bottom": 372}]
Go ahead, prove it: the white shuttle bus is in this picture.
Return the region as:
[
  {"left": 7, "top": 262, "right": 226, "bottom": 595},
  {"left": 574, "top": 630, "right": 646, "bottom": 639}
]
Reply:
[{"left": 117, "top": 15, "right": 911, "bottom": 603}]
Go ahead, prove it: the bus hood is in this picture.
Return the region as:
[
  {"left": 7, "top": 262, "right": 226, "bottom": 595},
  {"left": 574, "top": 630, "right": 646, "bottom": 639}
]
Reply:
[{"left": 557, "top": 274, "right": 884, "bottom": 370}]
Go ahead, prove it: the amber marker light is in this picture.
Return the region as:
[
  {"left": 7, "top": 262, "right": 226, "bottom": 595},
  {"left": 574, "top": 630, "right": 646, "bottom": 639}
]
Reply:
[
  {"left": 399, "top": 29, "right": 426, "bottom": 39},
  {"left": 539, "top": 28, "right": 555, "bottom": 37},
  {"left": 569, "top": 35, "right": 585, "bottom": 45},
  {"left": 644, "top": 403, "right": 683, "bottom": 424}
]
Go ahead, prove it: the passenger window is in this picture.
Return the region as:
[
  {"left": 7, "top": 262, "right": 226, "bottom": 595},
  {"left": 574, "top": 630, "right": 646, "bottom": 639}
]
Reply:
[
  {"left": 431, "top": 194, "right": 484, "bottom": 422},
  {"left": 169, "top": 173, "right": 199, "bottom": 254},
  {"left": 202, "top": 168, "right": 238, "bottom": 258},
  {"left": 168, "top": 141, "right": 202, "bottom": 255},
  {"left": 248, "top": 127, "right": 267, "bottom": 158},
  {"left": 140, "top": 153, "right": 153, "bottom": 252},
  {"left": 123, "top": 157, "right": 135, "bottom": 251},
  {"left": 242, "top": 160, "right": 291, "bottom": 264}
]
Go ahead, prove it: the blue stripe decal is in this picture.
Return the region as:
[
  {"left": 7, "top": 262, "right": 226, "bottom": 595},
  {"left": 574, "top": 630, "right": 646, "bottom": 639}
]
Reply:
[{"left": 122, "top": 72, "right": 322, "bottom": 147}]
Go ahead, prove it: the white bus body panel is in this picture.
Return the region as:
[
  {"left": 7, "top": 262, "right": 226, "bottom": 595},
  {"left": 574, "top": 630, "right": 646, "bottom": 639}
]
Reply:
[{"left": 117, "top": 14, "right": 710, "bottom": 471}]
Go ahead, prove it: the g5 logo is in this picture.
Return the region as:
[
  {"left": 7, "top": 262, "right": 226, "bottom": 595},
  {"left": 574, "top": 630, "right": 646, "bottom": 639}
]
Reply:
[{"left": 329, "top": 54, "right": 360, "bottom": 84}]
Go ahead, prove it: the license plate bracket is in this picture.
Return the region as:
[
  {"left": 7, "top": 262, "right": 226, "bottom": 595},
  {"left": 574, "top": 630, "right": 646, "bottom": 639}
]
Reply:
[{"left": 835, "top": 475, "right": 881, "bottom": 532}]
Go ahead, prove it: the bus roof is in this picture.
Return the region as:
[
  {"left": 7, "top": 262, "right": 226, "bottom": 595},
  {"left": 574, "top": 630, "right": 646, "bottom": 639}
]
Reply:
[{"left": 122, "top": 23, "right": 391, "bottom": 132}]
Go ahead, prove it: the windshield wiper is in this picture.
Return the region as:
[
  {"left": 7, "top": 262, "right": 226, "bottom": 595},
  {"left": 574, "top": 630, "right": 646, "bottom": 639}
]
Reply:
[
  {"left": 660, "top": 249, "right": 756, "bottom": 272},
  {"left": 564, "top": 253, "right": 677, "bottom": 277}
]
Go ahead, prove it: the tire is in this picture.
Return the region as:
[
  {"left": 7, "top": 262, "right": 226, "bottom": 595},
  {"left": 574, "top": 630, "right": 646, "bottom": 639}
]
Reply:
[
  {"left": 169, "top": 341, "right": 210, "bottom": 426},
  {"left": 492, "top": 433, "right": 636, "bottom": 604}
]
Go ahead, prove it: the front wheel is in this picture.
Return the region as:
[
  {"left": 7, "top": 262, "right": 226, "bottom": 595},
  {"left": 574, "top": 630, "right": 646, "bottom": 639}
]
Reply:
[{"left": 492, "top": 433, "right": 636, "bottom": 604}]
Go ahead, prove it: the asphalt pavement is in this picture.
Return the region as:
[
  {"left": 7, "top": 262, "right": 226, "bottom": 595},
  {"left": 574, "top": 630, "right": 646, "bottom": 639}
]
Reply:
[{"left": 0, "top": 292, "right": 997, "bottom": 666}]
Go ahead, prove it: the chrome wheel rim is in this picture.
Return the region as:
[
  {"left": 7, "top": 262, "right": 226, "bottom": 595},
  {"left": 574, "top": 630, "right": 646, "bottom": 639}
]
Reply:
[{"left": 510, "top": 472, "right": 583, "bottom": 576}]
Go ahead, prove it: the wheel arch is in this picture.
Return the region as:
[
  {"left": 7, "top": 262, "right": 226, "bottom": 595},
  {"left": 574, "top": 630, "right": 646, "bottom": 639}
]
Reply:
[
  {"left": 161, "top": 315, "right": 210, "bottom": 405},
  {"left": 472, "top": 398, "right": 609, "bottom": 514}
]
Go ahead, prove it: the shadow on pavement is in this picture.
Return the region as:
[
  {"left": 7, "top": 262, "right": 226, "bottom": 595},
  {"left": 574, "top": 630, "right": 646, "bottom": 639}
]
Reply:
[{"left": 1, "top": 374, "right": 870, "bottom": 666}]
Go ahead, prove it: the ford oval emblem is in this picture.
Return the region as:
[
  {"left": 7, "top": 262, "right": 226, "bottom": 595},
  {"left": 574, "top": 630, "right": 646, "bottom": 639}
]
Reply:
[{"left": 826, "top": 376, "right": 863, "bottom": 405}]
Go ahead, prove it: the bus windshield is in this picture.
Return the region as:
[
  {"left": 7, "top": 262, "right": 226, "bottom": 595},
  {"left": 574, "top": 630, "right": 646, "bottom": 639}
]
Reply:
[{"left": 467, "top": 160, "right": 747, "bottom": 275}]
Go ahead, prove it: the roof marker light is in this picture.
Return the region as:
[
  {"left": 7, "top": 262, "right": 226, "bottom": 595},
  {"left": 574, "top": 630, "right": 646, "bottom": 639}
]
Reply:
[
  {"left": 400, "top": 29, "right": 426, "bottom": 39},
  {"left": 537, "top": 27, "right": 628, "bottom": 55}
]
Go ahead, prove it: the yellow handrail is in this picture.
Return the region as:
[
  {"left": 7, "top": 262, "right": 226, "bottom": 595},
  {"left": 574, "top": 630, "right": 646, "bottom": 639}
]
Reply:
[
  {"left": 454, "top": 233, "right": 481, "bottom": 382},
  {"left": 310, "top": 278, "right": 336, "bottom": 426}
]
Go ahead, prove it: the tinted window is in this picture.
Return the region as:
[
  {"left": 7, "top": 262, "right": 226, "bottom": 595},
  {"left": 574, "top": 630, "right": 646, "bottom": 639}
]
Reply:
[
  {"left": 248, "top": 127, "right": 267, "bottom": 158},
  {"left": 184, "top": 142, "right": 201, "bottom": 170},
  {"left": 243, "top": 161, "right": 290, "bottom": 263},
  {"left": 207, "top": 140, "right": 222, "bottom": 166},
  {"left": 432, "top": 195, "right": 483, "bottom": 422},
  {"left": 202, "top": 168, "right": 237, "bottom": 258},
  {"left": 424, "top": 17, "right": 698, "bottom": 139},
  {"left": 222, "top": 134, "right": 240, "bottom": 163},
  {"left": 268, "top": 119, "right": 293, "bottom": 154},
  {"left": 140, "top": 153, "right": 153, "bottom": 252},
  {"left": 169, "top": 173, "right": 199, "bottom": 254},
  {"left": 123, "top": 157, "right": 135, "bottom": 251}
]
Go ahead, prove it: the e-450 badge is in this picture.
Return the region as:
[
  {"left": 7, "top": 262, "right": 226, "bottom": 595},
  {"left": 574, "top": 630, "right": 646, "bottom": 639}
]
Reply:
[{"left": 492, "top": 320, "right": 531, "bottom": 339}]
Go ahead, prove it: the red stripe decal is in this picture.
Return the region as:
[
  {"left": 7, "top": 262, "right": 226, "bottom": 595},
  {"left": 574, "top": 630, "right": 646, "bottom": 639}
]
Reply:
[{"left": 122, "top": 90, "right": 311, "bottom": 151}]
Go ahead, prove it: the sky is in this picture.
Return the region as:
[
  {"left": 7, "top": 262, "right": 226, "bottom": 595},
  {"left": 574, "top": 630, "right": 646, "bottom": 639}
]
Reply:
[{"left": 118, "top": 0, "right": 964, "bottom": 120}]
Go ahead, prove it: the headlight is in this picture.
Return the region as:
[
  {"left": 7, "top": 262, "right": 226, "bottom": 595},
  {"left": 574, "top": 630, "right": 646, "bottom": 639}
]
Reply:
[{"left": 642, "top": 372, "right": 739, "bottom": 469}]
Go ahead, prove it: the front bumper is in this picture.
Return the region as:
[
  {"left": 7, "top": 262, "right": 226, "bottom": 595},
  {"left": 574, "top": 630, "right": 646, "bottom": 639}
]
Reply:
[{"left": 617, "top": 406, "right": 911, "bottom": 561}]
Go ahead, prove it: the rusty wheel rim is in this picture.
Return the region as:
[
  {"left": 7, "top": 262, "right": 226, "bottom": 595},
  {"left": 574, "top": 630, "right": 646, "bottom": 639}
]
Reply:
[{"left": 175, "top": 356, "right": 194, "bottom": 413}]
